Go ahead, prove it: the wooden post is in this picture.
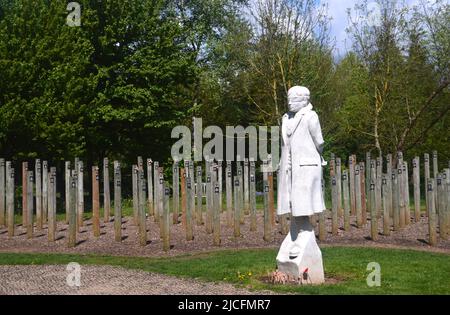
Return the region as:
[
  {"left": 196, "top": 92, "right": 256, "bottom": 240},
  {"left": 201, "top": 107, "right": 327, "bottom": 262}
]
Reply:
[
  {"left": 163, "top": 183, "right": 170, "bottom": 251},
  {"left": 92, "top": 166, "right": 100, "bottom": 238},
  {"left": 190, "top": 163, "right": 196, "bottom": 229},
  {"left": 211, "top": 162, "right": 218, "bottom": 228},
  {"left": 68, "top": 175, "right": 77, "bottom": 248},
  {"left": 398, "top": 167, "right": 406, "bottom": 228},
  {"left": 48, "top": 167, "right": 56, "bottom": 242},
  {"left": 349, "top": 156, "right": 356, "bottom": 216},
  {"left": 103, "top": 158, "right": 111, "bottom": 222},
  {"left": 413, "top": 157, "right": 421, "bottom": 222},
  {"left": 244, "top": 159, "right": 250, "bottom": 215},
  {"left": 382, "top": 174, "right": 390, "bottom": 236},
  {"left": 237, "top": 162, "right": 244, "bottom": 224},
  {"left": 336, "top": 158, "right": 342, "bottom": 217},
  {"left": 35, "top": 160, "right": 42, "bottom": 230},
  {"left": 432, "top": 151, "right": 438, "bottom": 179},
  {"left": 188, "top": 161, "right": 195, "bottom": 227},
  {"left": 137, "top": 156, "right": 144, "bottom": 173},
  {"left": 218, "top": 161, "right": 223, "bottom": 212},
  {"left": 22, "top": 161, "right": 28, "bottom": 227},
  {"left": 402, "top": 161, "right": 411, "bottom": 225},
  {"left": 329, "top": 156, "right": 336, "bottom": 229},
  {"left": 226, "top": 161, "right": 233, "bottom": 227},
  {"left": 6, "top": 163, "right": 14, "bottom": 238},
  {"left": 234, "top": 177, "right": 240, "bottom": 237},
  {"left": 77, "top": 161, "right": 84, "bottom": 230},
  {"left": 397, "top": 151, "right": 403, "bottom": 168},
  {"left": 27, "top": 171, "right": 34, "bottom": 239},
  {"left": 376, "top": 157, "right": 382, "bottom": 218},
  {"left": 331, "top": 176, "right": 338, "bottom": 235},
  {"left": 0, "top": 159, "right": 5, "bottom": 227},
  {"left": 398, "top": 152, "right": 404, "bottom": 222},
  {"left": 437, "top": 175, "right": 447, "bottom": 240},
  {"left": 132, "top": 165, "right": 138, "bottom": 225},
  {"left": 263, "top": 178, "right": 273, "bottom": 242},
  {"left": 180, "top": 167, "right": 186, "bottom": 227},
  {"left": 146, "top": 159, "right": 154, "bottom": 217},
  {"left": 370, "top": 180, "right": 378, "bottom": 241},
  {"left": 342, "top": 170, "right": 350, "bottom": 231},
  {"left": 153, "top": 161, "right": 160, "bottom": 220},
  {"left": 196, "top": 166, "right": 203, "bottom": 226},
  {"left": 318, "top": 212, "right": 326, "bottom": 241},
  {"left": 65, "top": 161, "right": 70, "bottom": 224},
  {"left": 403, "top": 162, "right": 410, "bottom": 225},
  {"left": 424, "top": 154, "right": 430, "bottom": 216},
  {"left": 427, "top": 180, "right": 437, "bottom": 246},
  {"left": 365, "top": 152, "right": 371, "bottom": 199},
  {"left": 369, "top": 159, "right": 376, "bottom": 218},
  {"left": 319, "top": 170, "right": 326, "bottom": 240},
  {"left": 71, "top": 168, "right": 78, "bottom": 230},
  {"left": 186, "top": 176, "right": 194, "bottom": 241},
  {"left": 405, "top": 161, "right": 411, "bottom": 219},
  {"left": 114, "top": 161, "right": 122, "bottom": 242},
  {"left": 139, "top": 169, "right": 147, "bottom": 246},
  {"left": 392, "top": 170, "right": 400, "bottom": 231},
  {"left": 213, "top": 182, "right": 221, "bottom": 246},
  {"left": 444, "top": 169, "right": 450, "bottom": 240},
  {"left": 386, "top": 154, "right": 393, "bottom": 218},
  {"left": 268, "top": 171, "right": 275, "bottom": 230},
  {"left": 42, "top": 161, "right": 48, "bottom": 226},
  {"left": 249, "top": 161, "right": 257, "bottom": 231},
  {"left": 360, "top": 162, "right": 367, "bottom": 224},
  {"left": 355, "top": 165, "right": 362, "bottom": 227},
  {"left": 330, "top": 153, "right": 335, "bottom": 177},
  {"left": 158, "top": 167, "right": 164, "bottom": 232},
  {"left": 172, "top": 162, "right": 179, "bottom": 224},
  {"left": 431, "top": 154, "right": 438, "bottom": 225},
  {"left": 205, "top": 164, "right": 213, "bottom": 234}
]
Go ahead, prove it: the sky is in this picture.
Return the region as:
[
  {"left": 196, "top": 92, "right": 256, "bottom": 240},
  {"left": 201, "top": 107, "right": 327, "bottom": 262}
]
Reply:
[{"left": 322, "top": 0, "right": 444, "bottom": 56}]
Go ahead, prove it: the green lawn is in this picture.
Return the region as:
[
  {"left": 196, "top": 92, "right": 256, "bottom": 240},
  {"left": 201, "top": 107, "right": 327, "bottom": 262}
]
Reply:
[{"left": 0, "top": 247, "right": 448, "bottom": 294}]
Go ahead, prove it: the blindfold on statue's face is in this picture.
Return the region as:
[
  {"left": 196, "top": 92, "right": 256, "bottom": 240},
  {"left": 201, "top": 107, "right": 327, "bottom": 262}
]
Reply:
[
  {"left": 288, "top": 96, "right": 310, "bottom": 113},
  {"left": 288, "top": 86, "right": 310, "bottom": 113}
]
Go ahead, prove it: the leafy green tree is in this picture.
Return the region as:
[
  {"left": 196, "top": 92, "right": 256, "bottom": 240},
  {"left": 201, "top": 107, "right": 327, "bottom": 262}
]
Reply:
[{"left": 0, "top": 0, "right": 197, "bottom": 168}]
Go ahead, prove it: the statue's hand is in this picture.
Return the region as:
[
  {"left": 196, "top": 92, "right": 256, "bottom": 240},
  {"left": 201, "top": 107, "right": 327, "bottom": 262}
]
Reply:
[{"left": 321, "top": 156, "right": 328, "bottom": 167}]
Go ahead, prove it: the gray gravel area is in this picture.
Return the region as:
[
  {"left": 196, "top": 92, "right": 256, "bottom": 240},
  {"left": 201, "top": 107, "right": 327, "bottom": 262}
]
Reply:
[
  {"left": 0, "top": 213, "right": 448, "bottom": 257},
  {"left": 0, "top": 265, "right": 272, "bottom": 295}
]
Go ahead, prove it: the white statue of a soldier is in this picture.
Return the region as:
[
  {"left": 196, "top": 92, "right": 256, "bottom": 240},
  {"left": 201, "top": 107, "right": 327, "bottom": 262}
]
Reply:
[{"left": 276, "top": 86, "right": 326, "bottom": 284}]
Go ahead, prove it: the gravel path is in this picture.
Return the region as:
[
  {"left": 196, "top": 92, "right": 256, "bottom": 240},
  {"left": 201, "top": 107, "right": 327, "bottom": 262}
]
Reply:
[{"left": 0, "top": 265, "right": 271, "bottom": 295}]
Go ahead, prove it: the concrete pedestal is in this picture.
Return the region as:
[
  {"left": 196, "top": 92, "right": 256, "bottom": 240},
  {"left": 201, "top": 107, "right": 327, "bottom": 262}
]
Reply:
[{"left": 276, "top": 216, "right": 325, "bottom": 284}]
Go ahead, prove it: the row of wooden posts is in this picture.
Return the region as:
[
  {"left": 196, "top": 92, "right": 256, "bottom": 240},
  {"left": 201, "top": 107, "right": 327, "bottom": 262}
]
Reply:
[
  {"left": 0, "top": 157, "right": 276, "bottom": 250},
  {"left": 130, "top": 158, "right": 277, "bottom": 250},
  {"left": 0, "top": 151, "right": 449, "bottom": 250},
  {"left": 327, "top": 151, "right": 449, "bottom": 245}
]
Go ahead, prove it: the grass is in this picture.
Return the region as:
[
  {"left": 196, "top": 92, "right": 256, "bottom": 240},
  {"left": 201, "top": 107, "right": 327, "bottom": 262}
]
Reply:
[{"left": 0, "top": 247, "right": 449, "bottom": 294}]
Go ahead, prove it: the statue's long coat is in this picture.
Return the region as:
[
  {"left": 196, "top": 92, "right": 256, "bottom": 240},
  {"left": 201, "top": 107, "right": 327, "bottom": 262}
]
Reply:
[{"left": 277, "top": 107, "right": 326, "bottom": 217}]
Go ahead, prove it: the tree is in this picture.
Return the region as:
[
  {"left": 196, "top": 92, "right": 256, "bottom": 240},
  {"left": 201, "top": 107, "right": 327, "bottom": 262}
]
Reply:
[
  {"left": 344, "top": 0, "right": 449, "bottom": 160},
  {"left": 0, "top": 0, "right": 197, "bottom": 167},
  {"left": 246, "top": 0, "right": 333, "bottom": 125}
]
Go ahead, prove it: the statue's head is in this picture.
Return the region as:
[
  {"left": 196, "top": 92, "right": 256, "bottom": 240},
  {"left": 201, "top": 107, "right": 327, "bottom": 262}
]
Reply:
[{"left": 288, "top": 86, "right": 310, "bottom": 113}]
